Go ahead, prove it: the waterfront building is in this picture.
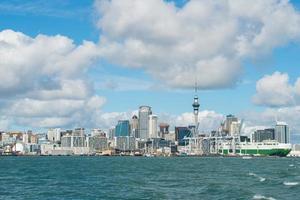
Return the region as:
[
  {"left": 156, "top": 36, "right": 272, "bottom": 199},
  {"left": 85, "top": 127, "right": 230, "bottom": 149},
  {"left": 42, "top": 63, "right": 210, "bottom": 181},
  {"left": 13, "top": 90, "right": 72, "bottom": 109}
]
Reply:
[
  {"left": 108, "top": 128, "right": 115, "bottom": 140},
  {"left": 115, "top": 136, "right": 135, "bottom": 151},
  {"left": 130, "top": 115, "right": 139, "bottom": 138},
  {"left": 61, "top": 135, "right": 86, "bottom": 148},
  {"left": 275, "top": 122, "right": 290, "bottom": 144},
  {"left": 30, "top": 134, "right": 38, "bottom": 144},
  {"left": 289, "top": 144, "right": 300, "bottom": 157},
  {"left": 9, "top": 132, "right": 23, "bottom": 141},
  {"left": 37, "top": 134, "right": 48, "bottom": 145},
  {"left": 115, "top": 120, "right": 130, "bottom": 137},
  {"left": 223, "top": 114, "right": 238, "bottom": 135},
  {"left": 22, "top": 131, "right": 33, "bottom": 144},
  {"left": 230, "top": 121, "right": 241, "bottom": 136},
  {"left": 61, "top": 135, "right": 72, "bottom": 147},
  {"left": 148, "top": 114, "right": 158, "bottom": 138},
  {"left": 138, "top": 106, "right": 152, "bottom": 140},
  {"left": 1, "top": 133, "right": 14, "bottom": 144},
  {"left": 73, "top": 128, "right": 85, "bottom": 136},
  {"left": 164, "top": 131, "right": 175, "bottom": 142},
  {"left": 13, "top": 143, "right": 25, "bottom": 154},
  {"left": 27, "top": 144, "right": 40, "bottom": 154},
  {"left": 89, "top": 135, "right": 108, "bottom": 152},
  {"left": 159, "top": 123, "right": 169, "bottom": 139},
  {"left": 91, "top": 129, "right": 105, "bottom": 137},
  {"left": 175, "top": 127, "right": 191, "bottom": 146},
  {"left": 252, "top": 128, "right": 275, "bottom": 142},
  {"left": 73, "top": 136, "right": 86, "bottom": 147},
  {"left": 146, "top": 138, "right": 172, "bottom": 152},
  {"left": 61, "top": 130, "right": 73, "bottom": 137},
  {"left": 47, "top": 128, "right": 61, "bottom": 143}
]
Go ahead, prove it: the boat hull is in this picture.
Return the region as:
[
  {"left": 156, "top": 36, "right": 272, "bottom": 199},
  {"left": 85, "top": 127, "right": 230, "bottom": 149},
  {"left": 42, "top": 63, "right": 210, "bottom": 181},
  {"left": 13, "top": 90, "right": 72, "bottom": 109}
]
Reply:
[{"left": 219, "top": 148, "right": 291, "bottom": 157}]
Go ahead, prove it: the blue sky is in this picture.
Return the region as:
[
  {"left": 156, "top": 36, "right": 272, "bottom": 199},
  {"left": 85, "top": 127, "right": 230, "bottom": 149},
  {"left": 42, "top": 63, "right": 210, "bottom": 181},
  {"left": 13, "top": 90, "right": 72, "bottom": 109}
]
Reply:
[{"left": 1, "top": 0, "right": 300, "bottom": 139}]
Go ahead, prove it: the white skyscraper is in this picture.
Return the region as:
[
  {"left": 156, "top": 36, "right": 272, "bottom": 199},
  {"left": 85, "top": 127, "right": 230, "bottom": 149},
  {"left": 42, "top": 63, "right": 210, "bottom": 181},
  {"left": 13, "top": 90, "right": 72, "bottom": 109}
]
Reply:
[
  {"left": 148, "top": 115, "right": 158, "bottom": 138},
  {"left": 229, "top": 121, "right": 241, "bottom": 136},
  {"left": 275, "top": 122, "right": 290, "bottom": 144},
  {"left": 138, "top": 106, "right": 152, "bottom": 140}
]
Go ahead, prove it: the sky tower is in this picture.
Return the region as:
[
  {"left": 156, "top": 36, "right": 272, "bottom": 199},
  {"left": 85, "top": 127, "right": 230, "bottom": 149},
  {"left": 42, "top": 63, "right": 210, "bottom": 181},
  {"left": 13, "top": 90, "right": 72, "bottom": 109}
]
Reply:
[{"left": 192, "top": 82, "right": 200, "bottom": 128}]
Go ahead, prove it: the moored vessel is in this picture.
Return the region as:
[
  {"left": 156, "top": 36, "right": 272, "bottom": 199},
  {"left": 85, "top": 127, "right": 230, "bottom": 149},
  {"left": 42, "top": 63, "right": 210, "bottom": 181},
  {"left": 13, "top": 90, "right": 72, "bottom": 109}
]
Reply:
[{"left": 219, "top": 141, "right": 292, "bottom": 157}]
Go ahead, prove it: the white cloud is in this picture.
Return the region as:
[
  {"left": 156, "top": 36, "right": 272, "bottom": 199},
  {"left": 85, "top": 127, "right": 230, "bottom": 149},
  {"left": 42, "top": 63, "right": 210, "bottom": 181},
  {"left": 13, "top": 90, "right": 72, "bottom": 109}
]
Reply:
[
  {"left": 158, "top": 110, "right": 224, "bottom": 132},
  {"left": 242, "top": 125, "right": 271, "bottom": 137},
  {"left": 28, "top": 79, "right": 93, "bottom": 100},
  {"left": 2, "top": 1, "right": 300, "bottom": 132},
  {"left": 241, "top": 106, "right": 300, "bottom": 134},
  {"left": 295, "top": 78, "right": 300, "bottom": 96},
  {"left": 0, "top": 116, "right": 12, "bottom": 131},
  {"left": 0, "top": 29, "right": 105, "bottom": 129},
  {"left": 68, "top": 109, "right": 224, "bottom": 133},
  {"left": 0, "top": 29, "right": 99, "bottom": 96},
  {"left": 90, "top": 110, "right": 139, "bottom": 130},
  {"left": 252, "top": 72, "right": 299, "bottom": 107},
  {"left": 94, "top": 74, "right": 154, "bottom": 91},
  {"left": 1, "top": 95, "right": 106, "bottom": 128},
  {"left": 95, "top": 0, "right": 300, "bottom": 89}
]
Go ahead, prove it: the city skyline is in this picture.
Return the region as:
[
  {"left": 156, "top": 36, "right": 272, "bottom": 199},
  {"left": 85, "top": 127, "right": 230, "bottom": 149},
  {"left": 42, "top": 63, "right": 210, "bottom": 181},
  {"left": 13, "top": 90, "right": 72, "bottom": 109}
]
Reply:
[{"left": 1, "top": 0, "right": 300, "bottom": 143}]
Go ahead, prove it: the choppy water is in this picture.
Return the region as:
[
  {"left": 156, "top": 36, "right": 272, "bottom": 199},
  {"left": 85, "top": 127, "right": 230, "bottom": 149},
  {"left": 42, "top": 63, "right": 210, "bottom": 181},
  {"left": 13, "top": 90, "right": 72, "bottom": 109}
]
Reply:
[{"left": 0, "top": 156, "right": 300, "bottom": 200}]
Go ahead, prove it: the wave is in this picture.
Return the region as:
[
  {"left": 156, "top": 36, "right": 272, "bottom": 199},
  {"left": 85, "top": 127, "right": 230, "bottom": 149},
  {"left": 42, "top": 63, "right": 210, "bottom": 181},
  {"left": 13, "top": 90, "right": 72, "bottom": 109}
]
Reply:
[
  {"left": 283, "top": 181, "right": 299, "bottom": 186},
  {"left": 289, "top": 164, "right": 294, "bottom": 167},
  {"left": 249, "top": 172, "right": 266, "bottom": 182},
  {"left": 259, "top": 177, "right": 266, "bottom": 182},
  {"left": 253, "top": 194, "right": 276, "bottom": 200}
]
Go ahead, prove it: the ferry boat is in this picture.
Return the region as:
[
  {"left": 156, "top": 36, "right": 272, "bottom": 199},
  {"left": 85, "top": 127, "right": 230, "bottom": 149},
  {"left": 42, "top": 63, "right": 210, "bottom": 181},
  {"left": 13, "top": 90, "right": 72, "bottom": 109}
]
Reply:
[{"left": 218, "top": 141, "right": 292, "bottom": 157}]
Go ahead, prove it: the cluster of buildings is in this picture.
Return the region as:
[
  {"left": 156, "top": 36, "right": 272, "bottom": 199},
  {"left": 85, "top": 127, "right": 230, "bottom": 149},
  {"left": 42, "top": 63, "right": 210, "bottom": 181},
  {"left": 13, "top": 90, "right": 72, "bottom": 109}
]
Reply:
[
  {"left": 0, "top": 110, "right": 292, "bottom": 157},
  {"left": 251, "top": 122, "right": 290, "bottom": 144},
  {"left": 0, "top": 105, "right": 188, "bottom": 156},
  {"left": 0, "top": 87, "right": 294, "bottom": 157},
  {"left": 217, "top": 115, "right": 290, "bottom": 144}
]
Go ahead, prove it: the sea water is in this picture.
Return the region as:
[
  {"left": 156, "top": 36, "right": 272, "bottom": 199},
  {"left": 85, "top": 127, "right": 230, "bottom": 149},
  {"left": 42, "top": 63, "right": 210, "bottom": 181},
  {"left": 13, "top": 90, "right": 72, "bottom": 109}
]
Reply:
[{"left": 0, "top": 156, "right": 299, "bottom": 200}]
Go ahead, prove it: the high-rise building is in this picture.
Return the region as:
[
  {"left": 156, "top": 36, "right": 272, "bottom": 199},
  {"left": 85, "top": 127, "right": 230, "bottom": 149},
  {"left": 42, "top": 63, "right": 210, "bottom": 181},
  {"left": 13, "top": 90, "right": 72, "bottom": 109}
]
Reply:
[
  {"left": 148, "top": 115, "right": 158, "bottom": 138},
  {"left": 130, "top": 115, "right": 139, "bottom": 138},
  {"left": 275, "top": 122, "right": 290, "bottom": 144},
  {"left": 175, "top": 127, "right": 191, "bottom": 146},
  {"left": 115, "top": 120, "right": 130, "bottom": 137},
  {"left": 159, "top": 123, "right": 169, "bottom": 139},
  {"left": 230, "top": 121, "right": 241, "bottom": 136},
  {"left": 138, "top": 106, "right": 152, "bottom": 140},
  {"left": 252, "top": 128, "right": 275, "bottom": 142},
  {"left": 222, "top": 114, "right": 238, "bottom": 135},
  {"left": 108, "top": 128, "right": 115, "bottom": 140}
]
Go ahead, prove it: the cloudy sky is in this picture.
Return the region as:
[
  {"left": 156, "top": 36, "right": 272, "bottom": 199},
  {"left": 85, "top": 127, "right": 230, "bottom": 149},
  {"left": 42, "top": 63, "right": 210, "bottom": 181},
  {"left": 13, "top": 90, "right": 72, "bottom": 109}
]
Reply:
[{"left": 1, "top": 0, "right": 300, "bottom": 142}]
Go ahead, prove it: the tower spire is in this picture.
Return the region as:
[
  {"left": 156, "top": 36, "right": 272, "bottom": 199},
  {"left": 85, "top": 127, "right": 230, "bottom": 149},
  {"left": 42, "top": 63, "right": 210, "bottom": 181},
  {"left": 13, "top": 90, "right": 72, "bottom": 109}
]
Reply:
[
  {"left": 195, "top": 78, "right": 198, "bottom": 93},
  {"left": 192, "top": 80, "right": 200, "bottom": 130}
]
